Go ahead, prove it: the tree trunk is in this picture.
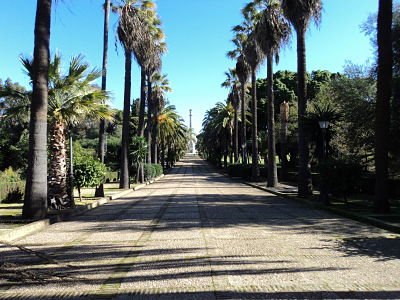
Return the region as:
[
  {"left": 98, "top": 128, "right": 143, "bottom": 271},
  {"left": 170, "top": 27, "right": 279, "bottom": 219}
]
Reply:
[
  {"left": 48, "top": 120, "right": 68, "bottom": 206},
  {"left": 138, "top": 69, "right": 146, "bottom": 136},
  {"left": 266, "top": 53, "right": 278, "bottom": 187},
  {"left": 234, "top": 104, "right": 239, "bottom": 163},
  {"left": 374, "top": 0, "right": 392, "bottom": 213},
  {"left": 296, "top": 29, "right": 312, "bottom": 197},
  {"left": 23, "top": 0, "right": 51, "bottom": 219},
  {"left": 119, "top": 49, "right": 131, "bottom": 189},
  {"left": 240, "top": 80, "right": 247, "bottom": 164},
  {"left": 95, "top": 0, "right": 110, "bottom": 198},
  {"left": 280, "top": 101, "right": 289, "bottom": 181},
  {"left": 251, "top": 69, "right": 259, "bottom": 181},
  {"left": 146, "top": 76, "right": 152, "bottom": 164}
]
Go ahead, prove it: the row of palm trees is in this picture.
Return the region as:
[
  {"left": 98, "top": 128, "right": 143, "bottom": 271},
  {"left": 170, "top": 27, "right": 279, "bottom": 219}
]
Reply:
[
  {"left": 203, "top": 0, "right": 393, "bottom": 213},
  {"left": 18, "top": 0, "right": 189, "bottom": 218},
  {"left": 217, "top": 0, "right": 320, "bottom": 193}
]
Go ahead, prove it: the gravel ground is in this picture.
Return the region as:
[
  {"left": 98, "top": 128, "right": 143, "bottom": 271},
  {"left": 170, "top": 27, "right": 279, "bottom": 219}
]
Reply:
[{"left": 0, "top": 155, "right": 399, "bottom": 299}]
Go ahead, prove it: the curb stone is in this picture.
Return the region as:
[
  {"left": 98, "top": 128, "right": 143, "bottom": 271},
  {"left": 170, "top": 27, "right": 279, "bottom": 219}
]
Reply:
[
  {"left": 0, "top": 174, "right": 165, "bottom": 243},
  {"left": 244, "top": 181, "right": 400, "bottom": 234}
]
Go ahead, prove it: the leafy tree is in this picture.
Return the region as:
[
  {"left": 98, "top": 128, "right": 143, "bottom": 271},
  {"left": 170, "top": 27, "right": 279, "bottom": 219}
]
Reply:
[
  {"left": 74, "top": 157, "right": 106, "bottom": 202},
  {"left": 130, "top": 136, "right": 147, "bottom": 183}
]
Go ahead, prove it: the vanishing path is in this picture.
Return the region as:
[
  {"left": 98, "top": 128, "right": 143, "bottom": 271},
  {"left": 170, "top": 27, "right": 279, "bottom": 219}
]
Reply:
[{"left": 1, "top": 155, "right": 400, "bottom": 299}]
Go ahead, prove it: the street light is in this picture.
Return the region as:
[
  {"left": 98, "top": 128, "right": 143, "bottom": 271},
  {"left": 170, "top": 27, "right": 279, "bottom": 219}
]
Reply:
[{"left": 319, "top": 120, "right": 330, "bottom": 205}]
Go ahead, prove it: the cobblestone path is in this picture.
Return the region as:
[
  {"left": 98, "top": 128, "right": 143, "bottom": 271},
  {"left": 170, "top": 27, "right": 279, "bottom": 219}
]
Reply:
[{"left": 1, "top": 156, "right": 400, "bottom": 299}]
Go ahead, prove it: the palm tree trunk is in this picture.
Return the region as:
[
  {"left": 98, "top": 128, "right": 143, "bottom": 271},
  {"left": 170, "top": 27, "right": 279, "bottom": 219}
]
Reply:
[
  {"left": 234, "top": 105, "right": 239, "bottom": 163},
  {"left": 147, "top": 76, "right": 152, "bottom": 164},
  {"left": 374, "top": 0, "right": 392, "bottom": 213},
  {"left": 48, "top": 120, "right": 68, "bottom": 205},
  {"left": 138, "top": 69, "right": 146, "bottom": 136},
  {"left": 296, "top": 30, "right": 312, "bottom": 197},
  {"left": 153, "top": 110, "right": 159, "bottom": 164},
  {"left": 280, "top": 102, "right": 289, "bottom": 181},
  {"left": 95, "top": 0, "right": 110, "bottom": 198},
  {"left": 240, "top": 81, "right": 247, "bottom": 164},
  {"left": 266, "top": 53, "right": 278, "bottom": 187},
  {"left": 251, "top": 69, "right": 259, "bottom": 181},
  {"left": 23, "top": 0, "right": 51, "bottom": 219},
  {"left": 119, "top": 49, "right": 131, "bottom": 189}
]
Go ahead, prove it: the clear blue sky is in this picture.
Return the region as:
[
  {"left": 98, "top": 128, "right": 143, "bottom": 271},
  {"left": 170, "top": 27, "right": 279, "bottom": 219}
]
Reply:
[{"left": 1, "top": 0, "right": 379, "bottom": 134}]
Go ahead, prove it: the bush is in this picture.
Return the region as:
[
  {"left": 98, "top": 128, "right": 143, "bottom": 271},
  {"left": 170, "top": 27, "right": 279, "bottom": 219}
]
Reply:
[
  {"left": 74, "top": 157, "right": 107, "bottom": 201},
  {"left": 227, "top": 164, "right": 252, "bottom": 179},
  {"left": 0, "top": 168, "right": 25, "bottom": 203},
  {"left": 144, "top": 164, "right": 163, "bottom": 181},
  {"left": 319, "top": 156, "right": 362, "bottom": 201},
  {"left": 3, "top": 188, "right": 24, "bottom": 203}
]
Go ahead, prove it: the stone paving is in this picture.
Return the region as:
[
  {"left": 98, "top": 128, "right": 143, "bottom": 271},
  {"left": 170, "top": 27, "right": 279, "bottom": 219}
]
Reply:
[{"left": 0, "top": 155, "right": 400, "bottom": 299}]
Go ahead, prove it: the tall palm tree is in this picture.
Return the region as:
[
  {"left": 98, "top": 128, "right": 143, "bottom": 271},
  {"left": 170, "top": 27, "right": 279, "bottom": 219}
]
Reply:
[
  {"left": 236, "top": 55, "right": 250, "bottom": 163},
  {"left": 254, "top": 0, "right": 291, "bottom": 187},
  {"left": 23, "top": 0, "right": 52, "bottom": 219},
  {"left": 95, "top": 0, "right": 111, "bottom": 197},
  {"left": 281, "top": 0, "right": 322, "bottom": 197},
  {"left": 228, "top": 28, "right": 251, "bottom": 164},
  {"left": 375, "top": 0, "right": 393, "bottom": 213},
  {"left": 238, "top": 5, "right": 264, "bottom": 181},
  {"left": 7, "top": 55, "right": 111, "bottom": 207},
  {"left": 222, "top": 68, "right": 241, "bottom": 163},
  {"left": 115, "top": 0, "right": 149, "bottom": 188},
  {"left": 151, "top": 72, "right": 172, "bottom": 163}
]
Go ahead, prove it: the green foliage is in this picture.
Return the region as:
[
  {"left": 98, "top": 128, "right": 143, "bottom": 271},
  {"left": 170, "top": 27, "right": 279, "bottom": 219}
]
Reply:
[
  {"left": 130, "top": 136, "right": 147, "bottom": 164},
  {"left": 227, "top": 164, "right": 252, "bottom": 178},
  {"left": 0, "top": 167, "right": 25, "bottom": 203},
  {"left": 3, "top": 188, "right": 24, "bottom": 204},
  {"left": 74, "top": 157, "right": 106, "bottom": 190},
  {"left": 319, "top": 156, "right": 363, "bottom": 201},
  {"left": 143, "top": 164, "right": 163, "bottom": 181}
]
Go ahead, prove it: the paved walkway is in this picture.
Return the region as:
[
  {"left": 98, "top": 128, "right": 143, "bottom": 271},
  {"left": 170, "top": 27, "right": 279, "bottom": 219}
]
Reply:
[{"left": 1, "top": 156, "right": 400, "bottom": 299}]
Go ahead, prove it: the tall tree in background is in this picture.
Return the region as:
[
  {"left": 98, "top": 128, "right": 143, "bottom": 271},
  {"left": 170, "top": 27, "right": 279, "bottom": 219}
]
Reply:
[
  {"left": 23, "top": 0, "right": 52, "bottom": 219},
  {"left": 95, "top": 0, "right": 111, "bottom": 197},
  {"left": 254, "top": 0, "right": 291, "bottom": 187},
  {"left": 116, "top": 0, "right": 146, "bottom": 189},
  {"left": 281, "top": 0, "right": 322, "bottom": 197},
  {"left": 374, "top": 0, "right": 393, "bottom": 213},
  {"left": 221, "top": 68, "right": 240, "bottom": 162}
]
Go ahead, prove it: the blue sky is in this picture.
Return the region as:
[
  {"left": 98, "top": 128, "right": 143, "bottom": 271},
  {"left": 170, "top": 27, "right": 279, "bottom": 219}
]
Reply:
[{"left": 1, "top": 0, "right": 378, "bottom": 134}]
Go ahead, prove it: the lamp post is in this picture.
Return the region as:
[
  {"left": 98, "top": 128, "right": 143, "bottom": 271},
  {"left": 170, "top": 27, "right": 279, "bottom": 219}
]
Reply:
[{"left": 318, "top": 120, "right": 329, "bottom": 205}]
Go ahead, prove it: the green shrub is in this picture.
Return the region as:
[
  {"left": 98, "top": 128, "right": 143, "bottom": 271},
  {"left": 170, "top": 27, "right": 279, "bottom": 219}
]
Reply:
[
  {"left": 0, "top": 168, "right": 25, "bottom": 203},
  {"left": 319, "top": 156, "right": 362, "bottom": 201},
  {"left": 74, "top": 157, "right": 107, "bottom": 201},
  {"left": 3, "top": 188, "right": 24, "bottom": 203},
  {"left": 144, "top": 164, "right": 163, "bottom": 181},
  {"left": 227, "top": 164, "right": 252, "bottom": 178}
]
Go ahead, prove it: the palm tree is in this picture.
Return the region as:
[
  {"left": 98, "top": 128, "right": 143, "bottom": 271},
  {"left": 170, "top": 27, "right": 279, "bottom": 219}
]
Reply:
[
  {"left": 23, "top": 0, "right": 52, "bottom": 219},
  {"left": 222, "top": 68, "right": 241, "bottom": 163},
  {"left": 115, "top": 0, "right": 150, "bottom": 188},
  {"left": 228, "top": 28, "right": 251, "bottom": 165},
  {"left": 151, "top": 72, "right": 172, "bottom": 164},
  {"left": 4, "top": 55, "right": 111, "bottom": 207},
  {"left": 95, "top": 0, "right": 111, "bottom": 198},
  {"left": 9, "top": 55, "right": 111, "bottom": 207},
  {"left": 238, "top": 5, "right": 264, "bottom": 181},
  {"left": 253, "top": 0, "right": 291, "bottom": 187},
  {"left": 236, "top": 56, "right": 250, "bottom": 164},
  {"left": 281, "top": 0, "right": 322, "bottom": 197},
  {"left": 375, "top": 0, "right": 393, "bottom": 213}
]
